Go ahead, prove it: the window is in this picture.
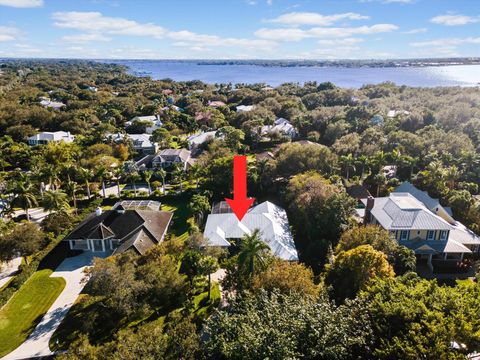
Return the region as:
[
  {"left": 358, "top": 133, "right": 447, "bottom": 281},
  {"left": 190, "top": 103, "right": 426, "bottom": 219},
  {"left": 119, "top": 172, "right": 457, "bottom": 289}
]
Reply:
[
  {"left": 427, "top": 230, "right": 435, "bottom": 240},
  {"left": 440, "top": 230, "right": 448, "bottom": 241},
  {"left": 400, "top": 230, "right": 409, "bottom": 241}
]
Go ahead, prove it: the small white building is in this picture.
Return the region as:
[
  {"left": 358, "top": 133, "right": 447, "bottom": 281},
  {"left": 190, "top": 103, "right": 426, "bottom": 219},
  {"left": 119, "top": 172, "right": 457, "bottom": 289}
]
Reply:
[
  {"left": 236, "top": 105, "right": 255, "bottom": 113},
  {"left": 387, "top": 110, "right": 410, "bottom": 118},
  {"left": 27, "top": 131, "right": 75, "bottom": 146},
  {"left": 261, "top": 118, "right": 297, "bottom": 139},
  {"left": 126, "top": 115, "right": 163, "bottom": 134},
  {"left": 203, "top": 201, "right": 298, "bottom": 261},
  {"left": 39, "top": 99, "right": 65, "bottom": 110}
]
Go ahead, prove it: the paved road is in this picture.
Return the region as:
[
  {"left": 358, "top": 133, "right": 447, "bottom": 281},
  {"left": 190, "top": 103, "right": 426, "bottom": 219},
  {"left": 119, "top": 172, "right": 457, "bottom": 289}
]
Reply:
[{"left": 2, "top": 251, "right": 110, "bottom": 360}]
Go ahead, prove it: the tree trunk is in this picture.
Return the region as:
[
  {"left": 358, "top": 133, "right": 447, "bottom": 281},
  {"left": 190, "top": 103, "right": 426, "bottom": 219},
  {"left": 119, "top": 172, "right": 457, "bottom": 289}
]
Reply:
[
  {"left": 208, "top": 273, "right": 211, "bottom": 299},
  {"left": 86, "top": 181, "right": 91, "bottom": 198},
  {"left": 24, "top": 255, "right": 29, "bottom": 266},
  {"left": 25, "top": 207, "right": 30, "bottom": 221},
  {"left": 72, "top": 193, "right": 78, "bottom": 215},
  {"left": 102, "top": 181, "right": 106, "bottom": 198},
  {"left": 117, "top": 180, "right": 121, "bottom": 197}
]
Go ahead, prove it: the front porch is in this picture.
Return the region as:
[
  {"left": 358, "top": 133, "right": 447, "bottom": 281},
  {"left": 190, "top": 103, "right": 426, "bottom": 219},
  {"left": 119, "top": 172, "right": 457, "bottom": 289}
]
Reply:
[{"left": 68, "top": 239, "right": 119, "bottom": 252}]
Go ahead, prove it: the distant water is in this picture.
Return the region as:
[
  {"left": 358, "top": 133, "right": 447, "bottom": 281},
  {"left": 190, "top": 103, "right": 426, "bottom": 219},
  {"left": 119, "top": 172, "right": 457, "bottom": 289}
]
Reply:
[{"left": 105, "top": 60, "right": 480, "bottom": 88}]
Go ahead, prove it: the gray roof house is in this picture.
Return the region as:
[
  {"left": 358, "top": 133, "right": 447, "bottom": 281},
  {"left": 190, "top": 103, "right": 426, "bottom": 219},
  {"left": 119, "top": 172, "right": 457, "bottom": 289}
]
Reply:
[
  {"left": 65, "top": 202, "right": 172, "bottom": 255},
  {"left": 360, "top": 182, "right": 480, "bottom": 270},
  {"left": 109, "top": 133, "right": 158, "bottom": 155},
  {"left": 152, "top": 149, "right": 192, "bottom": 170},
  {"left": 203, "top": 201, "right": 298, "bottom": 261}
]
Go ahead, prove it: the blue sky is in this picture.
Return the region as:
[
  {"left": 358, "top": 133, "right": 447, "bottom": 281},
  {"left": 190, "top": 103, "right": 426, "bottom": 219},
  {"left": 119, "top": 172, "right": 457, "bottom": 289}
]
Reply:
[{"left": 0, "top": 0, "right": 479, "bottom": 59}]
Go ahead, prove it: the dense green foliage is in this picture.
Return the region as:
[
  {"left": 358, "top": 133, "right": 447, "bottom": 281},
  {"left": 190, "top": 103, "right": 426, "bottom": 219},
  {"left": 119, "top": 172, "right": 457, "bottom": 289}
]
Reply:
[{"left": 1, "top": 61, "right": 480, "bottom": 358}]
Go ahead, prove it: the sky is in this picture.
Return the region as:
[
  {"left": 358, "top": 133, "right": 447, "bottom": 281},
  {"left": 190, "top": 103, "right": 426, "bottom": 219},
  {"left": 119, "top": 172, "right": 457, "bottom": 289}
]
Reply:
[{"left": 0, "top": 0, "right": 479, "bottom": 60}]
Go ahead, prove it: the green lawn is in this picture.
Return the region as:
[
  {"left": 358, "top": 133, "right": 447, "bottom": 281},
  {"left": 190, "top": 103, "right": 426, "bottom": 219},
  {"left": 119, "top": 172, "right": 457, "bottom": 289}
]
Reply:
[
  {"left": 161, "top": 194, "right": 193, "bottom": 242},
  {"left": 0, "top": 269, "right": 66, "bottom": 357}
]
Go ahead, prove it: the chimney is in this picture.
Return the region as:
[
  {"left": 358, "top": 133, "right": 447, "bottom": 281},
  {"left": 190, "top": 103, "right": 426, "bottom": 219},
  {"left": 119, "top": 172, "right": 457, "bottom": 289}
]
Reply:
[
  {"left": 95, "top": 207, "right": 103, "bottom": 216},
  {"left": 364, "top": 196, "right": 375, "bottom": 225}
]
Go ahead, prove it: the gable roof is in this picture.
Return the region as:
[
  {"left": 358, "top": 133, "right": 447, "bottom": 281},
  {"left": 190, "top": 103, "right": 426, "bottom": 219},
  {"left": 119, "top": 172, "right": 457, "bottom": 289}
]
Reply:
[
  {"left": 65, "top": 209, "right": 173, "bottom": 255},
  {"left": 203, "top": 201, "right": 298, "bottom": 261},
  {"left": 155, "top": 148, "right": 191, "bottom": 162}
]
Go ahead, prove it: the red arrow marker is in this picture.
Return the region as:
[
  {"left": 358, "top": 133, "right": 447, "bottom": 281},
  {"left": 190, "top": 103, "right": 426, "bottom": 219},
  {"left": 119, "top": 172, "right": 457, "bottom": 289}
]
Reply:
[{"left": 225, "top": 155, "right": 255, "bottom": 221}]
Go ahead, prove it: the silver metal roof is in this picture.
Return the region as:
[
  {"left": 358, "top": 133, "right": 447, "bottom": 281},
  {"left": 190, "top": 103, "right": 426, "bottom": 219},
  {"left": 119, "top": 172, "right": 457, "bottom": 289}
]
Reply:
[{"left": 203, "top": 201, "right": 298, "bottom": 261}]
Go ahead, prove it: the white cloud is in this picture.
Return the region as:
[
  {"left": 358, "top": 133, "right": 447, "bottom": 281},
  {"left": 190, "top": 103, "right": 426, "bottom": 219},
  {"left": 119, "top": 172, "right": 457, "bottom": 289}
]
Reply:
[
  {"left": 52, "top": 12, "right": 167, "bottom": 38},
  {"left": 255, "top": 24, "right": 398, "bottom": 41},
  {"left": 52, "top": 11, "right": 277, "bottom": 51},
  {"left": 403, "top": 27, "right": 427, "bottom": 34},
  {"left": 267, "top": 12, "right": 369, "bottom": 26},
  {"left": 410, "top": 37, "right": 480, "bottom": 47},
  {"left": 0, "top": 26, "right": 18, "bottom": 41},
  {"left": 62, "top": 33, "right": 112, "bottom": 43},
  {"left": 317, "top": 37, "right": 364, "bottom": 45},
  {"left": 266, "top": 0, "right": 273, "bottom": 5},
  {"left": 430, "top": 14, "right": 480, "bottom": 26},
  {"left": 0, "top": 0, "right": 42, "bottom": 7}
]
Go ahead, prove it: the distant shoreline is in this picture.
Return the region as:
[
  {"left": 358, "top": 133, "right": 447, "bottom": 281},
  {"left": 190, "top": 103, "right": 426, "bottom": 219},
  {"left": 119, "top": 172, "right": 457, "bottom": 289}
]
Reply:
[{"left": 1, "top": 57, "right": 480, "bottom": 69}]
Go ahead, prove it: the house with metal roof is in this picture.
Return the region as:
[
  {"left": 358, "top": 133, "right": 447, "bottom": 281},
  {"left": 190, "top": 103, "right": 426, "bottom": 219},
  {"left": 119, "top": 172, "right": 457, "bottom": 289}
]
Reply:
[
  {"left": 27, "top": 131, "right": 75, "bottom": 145},
  {"left": 64, "top": 202, "right": 172, "bottom": 255},
  {"left": 260, "top": 118, "right": 297, "bottom": 139},
  {"left": 203, "top": 201, "right": 298, "bottom": 261},
  {"left": 360, "top": 182, "right": 480, "bottom": 270},
  {"left": 187, "top": 131, "right": 218, "bottom": 150},
  {"left": 126, "top": 115, "right": 163, "bottom": 134}
]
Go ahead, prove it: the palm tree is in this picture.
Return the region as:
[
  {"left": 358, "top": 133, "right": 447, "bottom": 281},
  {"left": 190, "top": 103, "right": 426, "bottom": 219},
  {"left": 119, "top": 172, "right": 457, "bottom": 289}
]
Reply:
[
  {"left": 11, "top": 174, "right": 37, "bottom": 221},
  {"left": 143, "top": 170, "right": 153, "bottom": 195},
  {"left": 128, "top": 172, "right": 141, "bottom": 196},
  {"left": 373, "top": 173, "right": 387, "bottom": 197},
  {"left": 355, "top": 155, "right": 370, "bottom": 178},
  {"left": 199, "top": 256, "right": 219, "bottom": 300},
  {"left": 79, "top": 167, "right": 94, "bottom": 199},
  {"left": 112, "top": 167, "right": 124, "bottom": 197},
  {"left": 156, "top": 168, "right": 167, "bottom": 194},
  {"left": 388, "top": 149, "right": 402, "bottom": 166},
  {"left": 237, "top": 229, "right": 269, "bottom": 278},
  {"left": 446, "top": 165, "right": 460, "bottom": 190},
  {"left": 172, "top": 164, "right": 185, "bottom": 193},
  {"left": 340, "top": 153, "right": 356, "bottom": 180},
  {"left": 64, "top": 178, "right": 79, "bottom": 214},
  {"left": 41, "top": 189, "right": 70, "bottom": 213},
  {"left": 372, "top": 151, "right": 388, "bottom": 173}
]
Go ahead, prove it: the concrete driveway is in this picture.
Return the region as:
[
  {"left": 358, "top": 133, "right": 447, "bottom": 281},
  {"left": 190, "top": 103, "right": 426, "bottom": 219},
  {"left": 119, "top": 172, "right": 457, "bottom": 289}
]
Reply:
[
  {"left": 2, "top": 251, "right": 110, "bottom": 360},
  {"left": 0, "top": 258, "right": 22, "bottom": 289}
]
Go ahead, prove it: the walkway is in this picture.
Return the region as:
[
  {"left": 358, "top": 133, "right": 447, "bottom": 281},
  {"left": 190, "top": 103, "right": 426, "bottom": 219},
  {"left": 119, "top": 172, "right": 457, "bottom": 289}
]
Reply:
[
  {"left": 0, "top": 258, "right": 22, "bottom": 289},
  {"left": 2, "top": 251, "right": 110, "bottom": 360}
]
